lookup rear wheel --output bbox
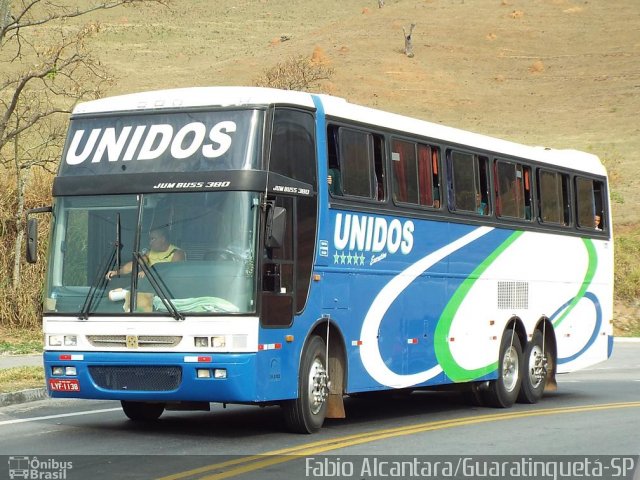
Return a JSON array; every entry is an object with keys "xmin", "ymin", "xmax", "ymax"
[
  {"xmin": 517, "ymin": 330, "xmax": 547, "ymax": 404},
  {"xmin": 282, "ymin": 335, "xmax": 328, "ymax": 433},
  {"xmin": 121, "ymin": 401, "xmax": 165, "ymax": 422},
  {"xmin": 484, "ymin": 330, "xmax": 523, "ymax": 408}
]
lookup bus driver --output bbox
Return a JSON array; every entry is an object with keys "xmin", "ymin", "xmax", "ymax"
[{"xmin": 106, "ymin": 225, "xmax": 185, "ymax": 280}]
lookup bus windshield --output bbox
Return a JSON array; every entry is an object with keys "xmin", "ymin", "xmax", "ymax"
[{"xmin": 44, "ymin": 191, "xmax": 259, "ymax": 317}]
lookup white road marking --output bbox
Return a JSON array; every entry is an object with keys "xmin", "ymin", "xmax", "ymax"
[{"xmin": 0, "ymin": 407, "xmax": 121, "ymax": 426}]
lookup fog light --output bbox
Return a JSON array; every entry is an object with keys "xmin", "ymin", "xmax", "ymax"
[
  {"xmin": 196, "ymin": 369, "xmax": 211, "ymax": 379},
  {"xmin": 65, "ymin": 366, "xmax": 77, "ymax": 376},
  {"xmin": 194, "ymin": 337, "xmax": 209, "ymax": 348},
  {"xmin": 52, "ymin": 366, "xmax": 64, "ymax": 376},
  {"xmin": 211, "ymin": 336, "xmax": 226, "ymax": 348},
  {"xmin": 213, "ymin": 368, "xmax": 227, "ymax": 379}
]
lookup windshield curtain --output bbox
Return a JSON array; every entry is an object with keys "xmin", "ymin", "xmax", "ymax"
[{"xmin": 45, "ymin": 192, "xmax": 259, "ymax": 316}]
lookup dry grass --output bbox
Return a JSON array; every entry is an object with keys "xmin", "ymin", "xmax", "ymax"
[
  {"xmin": 0, "ymin": 366, "xmax": 45, "ymax": 393},
  {"xmin": 0, "ymin": 168, "xmax": 52, "ymax": 329}
]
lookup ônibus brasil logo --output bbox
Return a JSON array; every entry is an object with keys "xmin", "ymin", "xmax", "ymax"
[{"xmin": 8, "ymin": 456, "xmax": 73, "ymax": 479}]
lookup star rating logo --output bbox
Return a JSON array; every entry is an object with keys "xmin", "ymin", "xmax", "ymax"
[{"xmin": 333, "ymin": 251, "xmax": 366, "ymax": 266}]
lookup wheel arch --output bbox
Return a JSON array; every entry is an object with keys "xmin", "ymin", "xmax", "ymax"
[
  {"xmin": 505, "ymin": 315, "xmax": 527, "ymax": 351},
  {"xmin": 535, "ymin": 316, "xmax": 558, "ymax": 391}
]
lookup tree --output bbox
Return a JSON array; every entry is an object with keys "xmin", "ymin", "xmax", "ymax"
[
  {"xmin": 0, "ymin": 1, "xmax": 167, "ymax": 294},
  {"xmin": 254, "ymin": 54, "xmax": 334, "ymax": 92},
  {"xmin": 402, "ymin": 23, "xmax": 416, "ymax": 58}
]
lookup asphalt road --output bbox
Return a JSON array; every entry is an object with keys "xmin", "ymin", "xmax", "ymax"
[{"xmin": 0, "ymin": 341, "xmax": 638, "ymax": 480}]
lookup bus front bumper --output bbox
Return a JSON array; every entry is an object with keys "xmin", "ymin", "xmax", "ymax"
[{"xmin": 43, "ymin": 351, "xmax": 259, "ymax": 403}]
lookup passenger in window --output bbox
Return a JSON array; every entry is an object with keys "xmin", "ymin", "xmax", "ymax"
[
  {"xmin": 328, "ymin": 167, "xmax": 343, "ymax": 196},
  {"xmin": 106, "ymin": 225, "xmax": 185, "ymax": 280},
  {"xmin": 433, "ymin": 186, "xmax": 441, "ymax": 208},
  {"xmin": 594, "ymin": 214, "xmax": 603, "ymax": 231},
  {"xmin": 476, "ymin": 192, "xmax": 488, "ymax": 215}
]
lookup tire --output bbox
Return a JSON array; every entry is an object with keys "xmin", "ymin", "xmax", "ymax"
[
  {"xmin": 517, "ymin": 330, "xmax": 547, "ymax": 404},
  {"xmin": 282, "ymin": 335, "xmax": 328, "ymax": 433},
  {"xmin": 121, "ymin": 400, "xmax": 165, "ymax": 422},
  {"xmin": 483, "ymin": 330, "xmax": 523, "ymax": 408}
]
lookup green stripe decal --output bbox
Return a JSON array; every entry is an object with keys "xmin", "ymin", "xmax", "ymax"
[
  {"xmin": 434, "ymin": 234, "xmax": 598, "ymax": 383},
  {"xmin": 552, "ymin": 238, "xmax": 598, "ymax": 328},
  {"xmin": 434, "ymin": 231, "xmax": 523, "ymax": 382}
]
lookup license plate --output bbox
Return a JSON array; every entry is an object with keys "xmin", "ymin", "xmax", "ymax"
[{"xmin": 48, "ymin": 379, "xmax": 80, "ymax": 392}]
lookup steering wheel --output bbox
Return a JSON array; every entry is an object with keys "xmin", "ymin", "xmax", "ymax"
[{"xmin": 204, "ymin": 249, "xmax": 243, "ymax": 262}]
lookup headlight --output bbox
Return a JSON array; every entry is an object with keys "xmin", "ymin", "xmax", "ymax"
[
  {"xmin": 49, "ymin": 335, "xmax": 77, "ymax": 347},
  {"xmin": 211, "ymin": 336, "xmax": 226, "ymax": 348},
  {"xmin": 194, "ymin": 337, "xmax": 209, "ymax": 348}
]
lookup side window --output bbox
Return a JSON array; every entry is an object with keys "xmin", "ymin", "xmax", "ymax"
[
  {"xmin": 392, "ymin": 139, "xmax": 440, "ymax": 208},
  {"xmin": 327, "ymin": 125, "xmax": 385, "ymax": 201},
  {"xmin": 269, "ymin": 109, "xmax": 318, "ymax": 314},
  {"xmin": 495, "ymin": 160, "xmax": 532, "ymax": 220},
  {"xmin": 448, "ymin": 150, "xmax": 490, "ymax": 215},
  {"xmin": 538, "ymin": 169, "xmax": 570, "ymax": 225},
  {"xmin": 576, "ymin": 176, "xmax": 606, "ymax": 231},
  {"xmin": 269, "ymin": 109, "xmax": 317, "ymax": 187},
  {"xmin": 262, "ymin": 196, "xmax": 294, "ymax": 327}
]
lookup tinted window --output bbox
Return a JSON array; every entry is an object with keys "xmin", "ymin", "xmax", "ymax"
[
  {"xmin": 449, "ymin": 150, "xmax": 490, "ymax": 215},
  {"xmin": 495, "ymin": 160, "xmax": 532, "ymax": 220},
  {"xmin": 538, "ymin": 170, "xmax": 570, "ymax": 225},
  {"xmin": 392, "ymin": 140, "xmax": 440, "ymax": 207},
  {"xmin": 269, "ymin": 109, "xmax": 317, "ymax": 187},
  {"xmin": 327, "ymin": 125, "xmax": 385, "ymax": 201},
  {"xmin": 576, "ymin": 176, "xmax": 606, "ymax": 231}
]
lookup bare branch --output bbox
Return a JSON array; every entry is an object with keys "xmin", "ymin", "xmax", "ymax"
[
  {"xmin": 1, "ymin": 0, "xmax": 168, "ymax": 42},
  {"xmin": 254, "ymin": 54, "xmax": 334, "ymax": 91},
  {"xmin": 0, "ymin": 0, "xmax": 168, "ymax": 294}
]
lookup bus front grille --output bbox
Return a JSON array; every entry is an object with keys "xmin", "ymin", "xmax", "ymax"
[
  {"xmin": 88, "ymin": 366, "xmax": 182, "ymax": 391},
  {"xmin": 86, "ymin": 335, "xmax": 182, "ymax": 348}
]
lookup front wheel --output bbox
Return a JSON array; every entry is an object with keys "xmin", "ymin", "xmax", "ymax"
[
  {"xmin": 483, "ymin": 330, "xmax": 523, "ymax": 408},
  {"xmin": 517, "ymin": 330, "xmax": 547, "ymax": 404},
  {"xmin": 282, "ymin": 335, "xmax": 329, "ymax": 433},
  {"xmin": 121, "ymin": 401, "xmax": 165, "ymax": 422}
]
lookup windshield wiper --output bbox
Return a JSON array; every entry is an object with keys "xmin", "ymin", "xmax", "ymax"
[
  {"xmin": 79, "ymin": 214, "xmax": 122, "ymax": 320},
  {"xmin": 79, "ymin": 246, "xmax": 116, "ymax": 320},
  {"xmin": 133, "ymin": 252, "xmax": 184, "ymax": 321}
]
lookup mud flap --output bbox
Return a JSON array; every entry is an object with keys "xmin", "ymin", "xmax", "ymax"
[{"xmin": 326, "ymin": 393, "xmax": 346, "ymax": 418}]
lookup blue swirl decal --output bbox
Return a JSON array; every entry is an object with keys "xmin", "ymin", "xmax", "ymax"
[{"xmin": 552, "ymin": 292, "xmax": 602, "ymax": 364}]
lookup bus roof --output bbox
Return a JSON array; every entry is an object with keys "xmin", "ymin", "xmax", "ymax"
[{"xmin": 72, "ymin": 86, "xmax": 606, "ymax": 177}]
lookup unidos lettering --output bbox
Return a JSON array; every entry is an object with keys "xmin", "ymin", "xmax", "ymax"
[{"xmin": 64, "ymin": 120, "xmax": 237, "ymax": 165}]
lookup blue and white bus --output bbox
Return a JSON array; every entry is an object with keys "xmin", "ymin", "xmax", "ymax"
[{"xmin": 28, "ymin": 87, "xmax": 613, "ymax": 433}]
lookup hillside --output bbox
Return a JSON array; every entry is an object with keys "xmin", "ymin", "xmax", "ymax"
[
  {"xmin": 90, "ymin": 0, "xmax": 640, "ymax": 224},
  {"xmin": 4, "ymin": 0, "xmax": 634, "ymax": 334}
]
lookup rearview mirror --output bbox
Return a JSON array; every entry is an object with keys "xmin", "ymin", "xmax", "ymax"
[
  {"xmin": 26, "ymin": 218, "xmax": 38, "ymax": 264},
  {"xmin": 265, "ymin": 206, "xmax": 286, "ymax": 249},
  {"xmin": 25, "ymin": 206, "xmax": 52, "ymax": 264}
]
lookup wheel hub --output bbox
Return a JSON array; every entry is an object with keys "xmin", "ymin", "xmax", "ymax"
[
  {"xmin": 528, "ymin": 345, "xmax": 547, "ymax": 388},
  {"xmin": 502, "ymin": 345, "xmax": 520, "ymax": 392},
  {"xmin": 308, "ymin": 358, "xmax": 329, "ymax": 414}
]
